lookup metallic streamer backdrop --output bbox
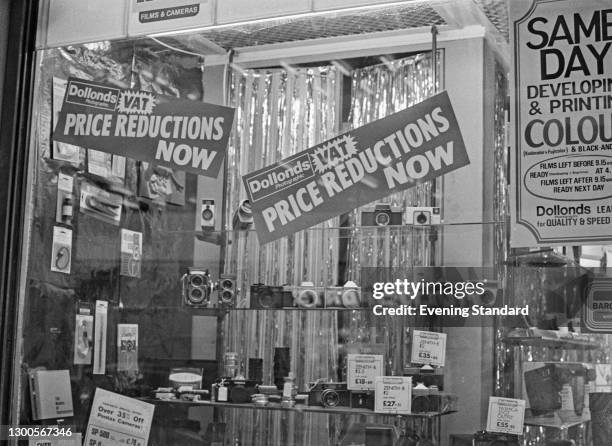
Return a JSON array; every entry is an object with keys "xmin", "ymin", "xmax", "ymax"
[
  {"xmin": 342, "ymin": 52, "xmax": 441, "ymax": 379},
  {"xmin": 221, "ymin": 65, "xmax": 342, "ymax": 446}
]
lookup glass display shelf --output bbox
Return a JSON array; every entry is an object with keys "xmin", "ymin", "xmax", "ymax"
[
  {"xmin": 140, "ymin": 397, "xmax": 457, "ymax": 418},
  {"xmin": 524, "ymin": 411, "xmax": 590, "ymax": 430},
  {"xmin": 502, "ymin": 329, "xmax": 601, "ymax": 350}
]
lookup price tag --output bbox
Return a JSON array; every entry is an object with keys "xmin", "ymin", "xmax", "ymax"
[
  {"xmin": 347, "ymin": 354, "xmax": 383, "ymax": 391},
  {"xmin": 486, "ymin": 397, "xmax": 525, "ymax": 436},
  {"xmin": 374, "ymin": 376, "xmax": 412, "ymax": 415},
  {"xmin": 411, "ymin": 330, "xmax": 446, "ymax": 367}
]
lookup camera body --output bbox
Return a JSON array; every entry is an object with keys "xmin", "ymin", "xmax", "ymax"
[
  {"xmin": 218, "ymin": 274, "xmax": 237, "ymax": 307},
  {"xmin": 250, "ymin": 284, "xmax": 293, "ymax": 309},
  {"xmin": 182, "ymin": 268, "xmax": 213, "ymax": 308},
  {"xmin": 292, "ymin": 282, "xmax": 325, "ymax": 309},
  {"xmin": 361, "ymin": 203, "xmax": 403, "ymax": 226},
  {"xmin": 308, "ymin": 381, "xmax": 350, "ymax": 408},
  {"xmin": 324, "ymin": 281, "xmax": 362, "ymax": 309},
  {"xmin": 406, "ymin": 206, "xmax": 441, "ymax": 225},
  {"xmin": 473, "ymin": 431, "xmax": 520, "ymax": 446}
]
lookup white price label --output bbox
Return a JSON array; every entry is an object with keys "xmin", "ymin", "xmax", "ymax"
[
  {"xmin": 347, "ymin": 354, "xmax": 383, "ymax": 391},
  {"xmin": 374, "ymin": 376, "xmax": 411, "ymax": 415},
  {"xmin": 411, "ymin": 330, "xmax": 446, "ymax": 367},
  {"xmin": 486, "ymin": 396, "xmax": 525, "ymax": 436}
]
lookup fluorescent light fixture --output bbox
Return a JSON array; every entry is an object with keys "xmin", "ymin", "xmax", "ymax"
[{"xmin": 149, "ymin": 0, "xmax": 430, "ymax": 38}]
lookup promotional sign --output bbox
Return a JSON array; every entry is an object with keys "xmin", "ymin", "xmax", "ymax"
[
  {"xmin": 347, "ymin": 354, "xmax": 384, "ymax": 391},
  {"xmin": 53, "ymin": 78, "xmax": 235, "ymax": 177},
  {"xmin": 243, "ymin": 91, "xmax": 469, "ymax": 244},
  {"xmin": 510, "ymin": 0, "xmax": 612, "ymax": 246},
  {"xmin": 374, "ymin": 376, "xmax": 412, "ymax": 415},
  {"xmin": 84, "ymin": 388, "xmax": 154, "ymax": 446},
  {"xmin": 410, "ymin": 330, "xmax": 447, "ymax": 367},
  {"xmin": 486, "ymin": 397, "xmax": 526, "ymax": 436},
  {"xmin": 129, "ymin": 0, "xmax": 213, "ymax": 36}
]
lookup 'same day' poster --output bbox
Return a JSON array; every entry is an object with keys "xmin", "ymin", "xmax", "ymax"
[{"xmin": 511, "ymin": 0, "xmax": 612, "ymax": 246}]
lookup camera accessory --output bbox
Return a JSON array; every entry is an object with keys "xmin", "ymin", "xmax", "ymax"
[
  {"xmin": 468, "ymin": 280, "xmax": 500, "ymax": 307},
  {"xmin": 200, "ymin": 199, "xmax": 215, "ymax": 230},
  {"xmin": 350, "ymin": 391, "xmax": 375, "ymax": 410},
  {"xmin": 292, "ymin": 282, "xmax": 324, "ymax": 309},
  {"xmin": 250, "ymin": 284, "xmax": 293, "ymax": 309},
  {"xmin": 473, "ymin": 431, "xmax": 520, "ymax": 446},
  {"xmin": 308, "ymin": 381, "xmax": 350, "ymax": 408},
  {"xmin": 361, "ymin": 203, "xmax": 403, "ymax": 226},
  {"xmin": 324, "ymin": 281, "xmax": 362, "ymax": 308},
  {"xmin": 218, "ymin": 274, "xmax": 237, "ymax": 307},
  {"xmin": 182, "ymin": 268, "xmax": 213, "ymax": 308},
  {"xmin": 406, "ymin": 206, "xmax": 441, "ymax": 225},
  {"xmin": 233, "ymin": 199, "xmax": 254, "ymax": 230}
]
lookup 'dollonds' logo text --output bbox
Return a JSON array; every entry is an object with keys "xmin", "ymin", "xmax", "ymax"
[
  {"xmin": 65, "ymin": 80, "xmax": 120, "ymax": 111},
  {"xmin": 247, "ymin": 153, "xmax": 314, "ymax": 202}
]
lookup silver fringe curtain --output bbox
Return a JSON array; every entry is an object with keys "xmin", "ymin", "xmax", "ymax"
[
  {"xmin": 221, "ymin": 65, "xmax": 342, "ymax": 446},
  {"xmin": 342, "ymin": 53, "xmax": 440, "ymax": 383}
]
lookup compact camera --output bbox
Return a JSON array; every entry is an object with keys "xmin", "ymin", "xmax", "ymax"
[
  {"xmin": 406, "ymin": 207, "xmax": 441, "ymax": 225},
  {"xmin": 292, "ymin": 282, "xmax": 324, "ymax": 309},
  {"xmin": 324, "ymin": 281, "xmax": 362, "ymax": 309},
  {"xmin": 201, "ymin": 199, "xmax": 216, "ymax": 230},
  {"xmin": 473, "ymin": 431, "xmax": 520, "ymax": 446},
  {"xmin": 182, "ymin": 268, "xmax": 213, "ymax": 307},
  {"xmin": 218, "ymin": 274, "xmax": 237, "ymax": 307},
  {"xmin": 361, "ymin": 203, "xmax": 403, "ymax": 226},
  {"xmin": 250, "ymin": 284, "xmax": 293, "ymax": 309},
  {"xmin": 308, "ymin": 381, "xmax": 350, "ymax": 408}
]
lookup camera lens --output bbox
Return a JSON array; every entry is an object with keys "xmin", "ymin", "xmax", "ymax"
[
  {"xmin": 221, "ymin": 290, "xmax": 234, "ymax": 302},
  {"xmin": 258, "ymin": 291, "xmax": 274, "ymax": 308},
  {"xmin": 374, "ymin": 212, "xmax": 390, "ymax": 226},
  {"xmin": 189, "ymin": 288, "xmax": 204, "ymax": 303},
  {"xmin": 297, "ymin": 290, "xmax": 318, "ymax": 308},
  {"xmin": 202, "ymin": 207, "xmax": 213, "ymax": 221},
  {"xmin": 416, "ymin": 212, "xmax": 428, "ymax": 224},
  {"xmin": 321, "ymin": 389, "xmax": 340, "ymax": 407},
  {"xmin": 222, "ymin": 279, "xmax": 233, "ymax": 289},
  {"xmin": 190, "ymin": 274, "xmax": 204, "ymax": 287}
]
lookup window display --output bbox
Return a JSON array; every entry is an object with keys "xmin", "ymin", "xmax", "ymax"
[{"xmin": 2, "ymin": 1, "xmax": 612, "ymax": 446}]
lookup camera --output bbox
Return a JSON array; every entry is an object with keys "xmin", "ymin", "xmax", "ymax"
[
  {"xmin": 233, "ymin": 199, "xmax": 254, "ymax": 230},
  {"xmin": 411, "ymin": 389, "xmax": 458, "ymax": 413},
  {"xmin": 218, "ymin": 274, "xmax": 237, "ymax": 307},
  {"xmin": 406, "ymin": 206, "xmax": 441, "ymax": 225},
  {"xmin": 182, "ymin": 268, "xmax": 213, "ymax": 307},
  {"xmin": 308, "ymin": 381, "xmax": 350, "ymax": 408},
  {"xmin": 324, "ymin": 281, "xmax": 362, "ymax": 309},
  {"xmin": 201, "ymin": 199, "xmax": 216, "ymax": 230},
  {"xmin": 292, "ymin": 282, "xmax": 324, "ymax": 309},
  {"xmin": 250, "ymin": 284, "xmax": 293, "ymax": 309},
  {"xmin": 361, "ymin": 203, "xmax": 403, "ymax": 226},
  {"xmin": 473, "ymin": 431, "xmax": 519, "ymax": 446}
]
